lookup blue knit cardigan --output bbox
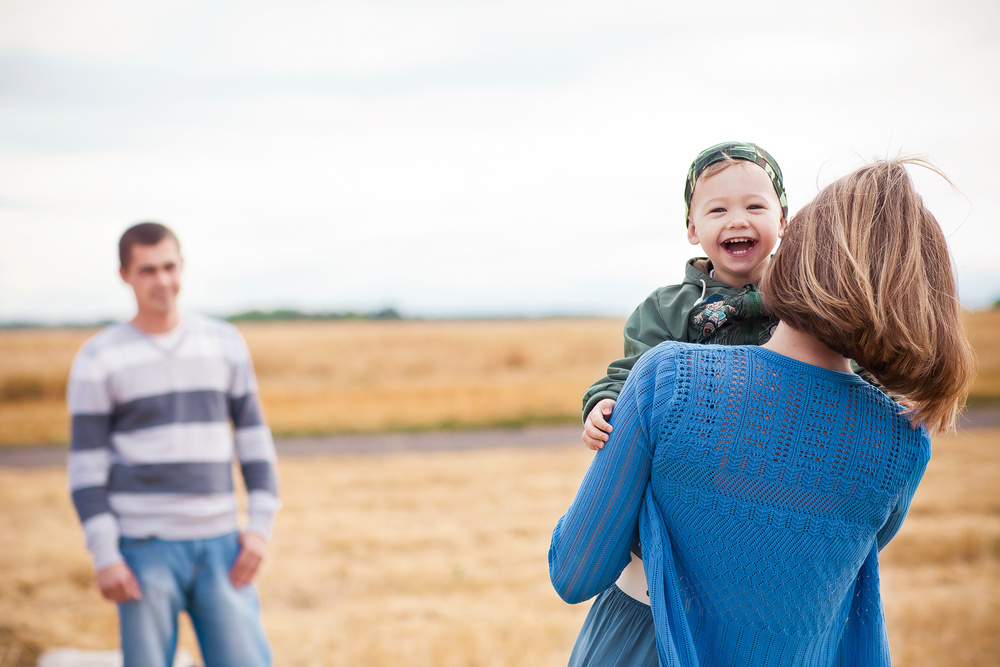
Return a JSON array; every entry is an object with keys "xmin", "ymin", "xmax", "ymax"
[{"xmin": 550, "ymin": 342, "xmax": 929, "ymax": 666}]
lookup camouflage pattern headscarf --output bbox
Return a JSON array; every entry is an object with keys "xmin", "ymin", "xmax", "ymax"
[{"xmin": 684, "ymin": 141, "xmax": 788, "ymax": 225}]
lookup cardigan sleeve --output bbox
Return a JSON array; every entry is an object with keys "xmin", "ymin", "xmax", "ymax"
[
  {"xmin": 876, "ymin": 432, "xmax": 931, "ymax": 551},
  {"xmin": 551, "ymin": 344, "xmax": 675, "ymax": 604}
]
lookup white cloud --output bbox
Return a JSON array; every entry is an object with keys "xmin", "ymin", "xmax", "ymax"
[
  {"xmin": 0, "ymin": 0, "xmax": 200, "ymax": 58},
  {"xmin": 1, "ymin": 0, "xmax": 998, "ymax": 321}
]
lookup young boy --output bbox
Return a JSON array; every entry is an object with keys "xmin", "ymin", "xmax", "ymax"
[
  {"xmin": 567, "ymin": 142, "xmax": 788, "ymax": 667},
  {"xmin": 582, "ymin": 141, "xmax": 788, "ymax": 449}
]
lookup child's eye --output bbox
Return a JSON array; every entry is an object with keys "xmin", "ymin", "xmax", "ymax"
[{"xmin": 710, "ymin": 207, "xmax": 726, "ymax": 214}]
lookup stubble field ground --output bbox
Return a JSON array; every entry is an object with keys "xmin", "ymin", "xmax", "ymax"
[
  {"xmin": 0, "ymin": 314, "xmax": 998, "ymax": 665},
  {"xmin": 1, "ymin": 310, "xmax": 996, "ymax": 447},
  {"xmin": 0, "ymin": 318, "xmax": 627, "ymax": 446},
  {"xmin": 0, "ymin": 428, "xmax": 997, "ymax": 666}
]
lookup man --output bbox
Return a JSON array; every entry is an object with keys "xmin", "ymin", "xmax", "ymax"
[{"xmin": 67, "ymin": 222, "xmax": 279, "ymax": 667}]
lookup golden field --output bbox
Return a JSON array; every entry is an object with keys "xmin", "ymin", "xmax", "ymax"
[
  {"xmin": 0, "ymin": 314, "xmax": 997, "ymax": 665},
  {"xmin": 0, "ymin": 427, "xmax": 997, "ymax": 666},
  {"xmin": 1, "ymin": 311, "xmax": 999, "ymax": 446},
  {"xmin": 0, "ymin": 318, "xmax": 623, "ymax": 446}
]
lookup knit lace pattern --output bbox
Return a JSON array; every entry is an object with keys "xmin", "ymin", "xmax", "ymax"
[{"xmin": 550, "ymin": 342, "xmax": 929, "ymax": 666}]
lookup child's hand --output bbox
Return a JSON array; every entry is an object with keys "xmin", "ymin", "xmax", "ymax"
[{"xmin": 582, "ymin": 399, "xmax": 616, "ymax": 450}]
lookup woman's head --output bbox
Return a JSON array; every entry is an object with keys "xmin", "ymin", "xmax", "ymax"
[{"xmin": 760, "ymin": 159, "xmax": 975, "ymax": 433}]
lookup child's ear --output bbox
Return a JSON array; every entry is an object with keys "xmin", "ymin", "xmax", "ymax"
[
  {"xmin": 686, "ymin": 220, "xmax": 700, "ymax": 246},
  {"xmin": 777, "ymin": 216, "xmax": 788, "ymax": 238}
]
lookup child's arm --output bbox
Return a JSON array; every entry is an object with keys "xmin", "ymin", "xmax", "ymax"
[
  {"xmin": 583, "ymin": 399, "xmax": 617, "ymax": 450},
  {"xmin": 582, "ymin": 290, "xmax": 680, "ymax": 449}
]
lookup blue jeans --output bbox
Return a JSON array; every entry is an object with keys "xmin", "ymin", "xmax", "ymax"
[{"xmin": 118, "ymin": 533, "xmax": 271, "ymax": 667}]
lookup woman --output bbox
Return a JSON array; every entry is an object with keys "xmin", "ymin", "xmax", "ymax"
[{"xmin": 549, "ymin": 159, "xmax": 975, "ymax": 666}]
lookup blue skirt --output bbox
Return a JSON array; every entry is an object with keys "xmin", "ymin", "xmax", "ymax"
[{"xmin": 567, "ymin": 585, "xmax": 657, "ymax": 667}]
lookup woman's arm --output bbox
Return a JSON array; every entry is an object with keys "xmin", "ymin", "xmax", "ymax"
[
  {"xmin": 550, "ymin": 348, "xmax": 667, "ymax": 603},
  {"xmin": 876, "ymin": 433, "xmax": 931, "ymax": 551}
]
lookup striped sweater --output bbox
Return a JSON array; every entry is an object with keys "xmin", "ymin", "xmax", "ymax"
[
  {"xmin": 67, "ymin": 313, "xmax": 280, "ymax": 571},
  {"xmin": 550, "ymin": 342, "xmax": 929, "ymax": 666}
]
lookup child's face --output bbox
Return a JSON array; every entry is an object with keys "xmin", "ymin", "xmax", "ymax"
[{"xmin": 686, "ymin": 161, "xmax": 787, "ymax": 287}]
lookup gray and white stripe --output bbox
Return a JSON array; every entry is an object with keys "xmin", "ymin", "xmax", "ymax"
[{"xmin": 67, "ymin": 313, "xmax": 280, "ymax": 570}]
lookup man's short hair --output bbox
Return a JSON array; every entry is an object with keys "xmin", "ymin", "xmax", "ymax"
[{"xmin": 119, "ymin": 222, "xmax": 179, "ymax": 269}]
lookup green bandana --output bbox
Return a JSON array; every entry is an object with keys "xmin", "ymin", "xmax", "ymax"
[{"xmin": 684, "ymin": 141, "xmax": 788, "ymax": 225}]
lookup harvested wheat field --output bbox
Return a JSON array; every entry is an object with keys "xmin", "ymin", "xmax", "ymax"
[
  {"xmin": 2, "ymin": 310, "xmax": 998, "ymax": 446},
  {"xmin": 1, "ymin": 314, "xmax": 998, "ymax": 665},
  {"xmin": 0, "ymin": 426, "xmax": 997, "ymax": 666},
  {"xmin": 0, "ymin": 318, "xmax": 624, "ymax": 446}
]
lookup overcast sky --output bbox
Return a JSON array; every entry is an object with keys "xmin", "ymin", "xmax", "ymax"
[{"xmin": 1, "ymin": 0, "xmax": 998, "ymax": 323}]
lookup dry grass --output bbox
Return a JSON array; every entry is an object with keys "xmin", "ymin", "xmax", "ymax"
[
  {"xmin": 0, "ymin": 319, "xmax": 623, "ymax": 446},
  {"xmin": 967, "ymin": 308, "xmax": 1000, "ymax": 403},
  {"xmin": 243, "ymin": 319, "xmax": 621, "ymax": 436},
  {"xmin": 879, "ymin": 426, "xmax": 1000, "ymax": 665},
  {"xmin": 0, "ymin": 427, "xmax": 997, "ymax": 666},
  {"xmin": 2, "ymin": 311, "xmax": 1000, "ymax": 446},
  {"xmin": 0, "ymin": 441, "xmax": 592, "ymax": 667},
  {"xmin": 0, "ymin": 327, "xmax": 86, "ymax": 446}
]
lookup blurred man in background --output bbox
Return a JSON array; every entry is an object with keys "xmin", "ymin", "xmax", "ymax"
[{"xmin": 66, "ymin": 222, "xmax": 280, "ymax": 667}]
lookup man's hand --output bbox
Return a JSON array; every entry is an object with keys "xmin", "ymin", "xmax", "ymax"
[
  {"xmin": 96, "ymin": 562, "xmax": 142, "ymax": 603},
  {"xmin": 229, "ymin": 532, "xmax": 267, "ymax": 588},
  {"xmin": 582, "ymin": 399, "xmax": 616, "ymax": 450}
]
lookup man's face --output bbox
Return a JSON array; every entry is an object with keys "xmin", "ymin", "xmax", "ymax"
[{"xmin": 119, "ymin": 238, "xmax": 183, "ymax": 318}]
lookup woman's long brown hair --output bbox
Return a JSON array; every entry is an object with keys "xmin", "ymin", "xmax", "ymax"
[{"xmin": 760, "ymin": 159, "xmax": 976, "ymax": 433}]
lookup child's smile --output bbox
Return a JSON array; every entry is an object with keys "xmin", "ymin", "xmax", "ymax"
[{"xmin": 723, "ymin": 237, "xmax": 757, "ymax": 256}]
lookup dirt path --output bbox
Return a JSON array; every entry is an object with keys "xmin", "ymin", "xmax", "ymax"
[
  {"xmin": 0, "ymin": 424, "xmax": 585, "ymax": 468},
  {"xmin": 3, "ymin": 407, "xmax": 998, "ymax": 469}
]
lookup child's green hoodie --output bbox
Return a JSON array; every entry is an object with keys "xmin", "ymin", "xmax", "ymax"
[{"xmin": 582, "ymin": 257, "xmax": 776, "ymax": 419}]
